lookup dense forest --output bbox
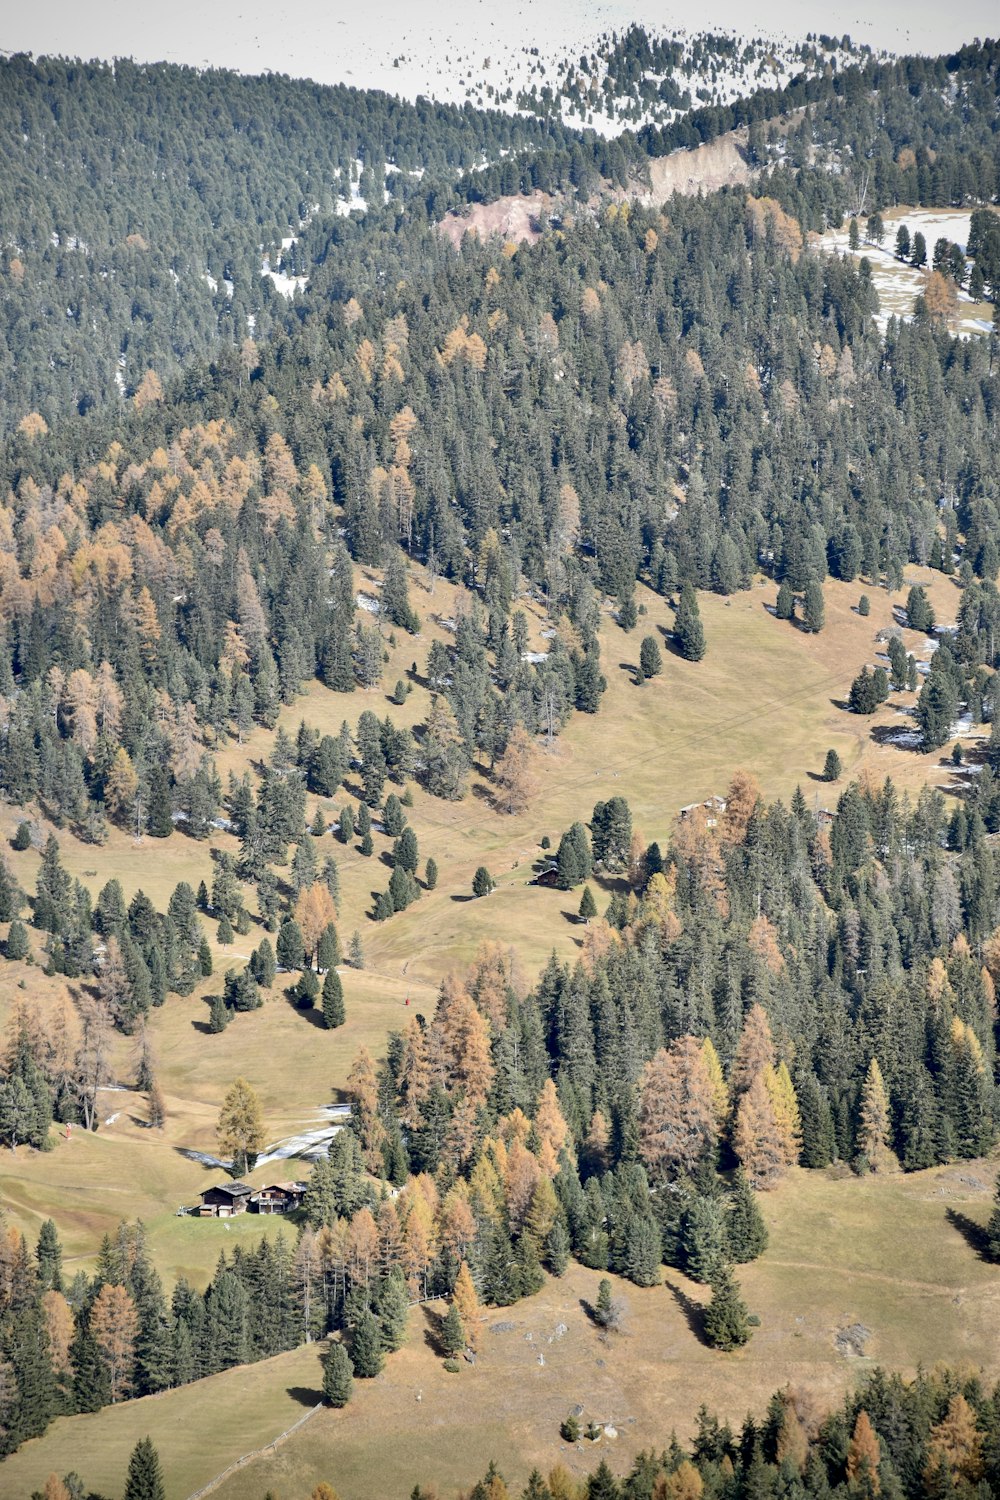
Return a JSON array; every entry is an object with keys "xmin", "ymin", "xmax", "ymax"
[
  {"xmin": 3, "ymin": 40, "xmax": 1000, "ymax": 435},
  {"xmin": 1, "ymin": 25, "xmax": 1000, "ymax": 1492},
  {"xmin": 0, "ymin": 53, "xmax": 607, "ymax": 429},
  {"xmin": 2, "ymin": 152, "xmax": 1000, "ymax": 846}
]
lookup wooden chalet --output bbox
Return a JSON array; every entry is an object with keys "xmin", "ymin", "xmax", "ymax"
[
  {"xmin": 531, "ymin": 863, "xmax": 560, "ymax": 888},
  {"xmin": 198, "ymin": 1182, "xmax": 253, "ymax": 1218},
  {"xmin": 250, "ymin": 1182, "xmax": 306, "ymax": 1215}
]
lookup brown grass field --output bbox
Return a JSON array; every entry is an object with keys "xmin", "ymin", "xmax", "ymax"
[
  {"xmin": 3, "ymin": 1161, "xmax": 999, "ymax": 1500},
  {"xmin": 0, "ymin": 560, "xmax": 984, "ymax": 1493},
  {"xmin": 0, "ymin": 561, "xmax": 972, "ymax": 1284}
]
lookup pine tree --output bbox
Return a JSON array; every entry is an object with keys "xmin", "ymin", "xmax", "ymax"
[
  {"xmin": 425, "ymin": 858, "xmax": 438, "ymax": 890},
  {"xmin": 702, "ymin": 1262, "xmax": 751, "ymax": 1351},
  {"xmin": 440, "ymin": 1302, "xmax": 465, "ymax": 1358},
  {"xmin": 323, "ymin": 1341, "xmax": 354, "ymax": 1407},
  {"xmin": 36, "ymin": 1220, "xmax": 63, "ymax": 1293},
  {"xmin": 123, "ymin": 1436, "xmax": 166, "ymax": 1500},
  {"xmin": 5, "ymin": 918, "xmax": 29, "ymax": 960},
  {"xmin": 986, "ymin": 1169, "xmax": 1000, "ymax": 1262},
  {"xmin": 375, "ymin": 1272, "xmax": 409, "ymax": 1352},
  {"xmin": 595, "ymin": 1277, "xmax": 614, "ymax": 1328},
  {"xmin": 823, "ymin": 748, "xmax": 842, "ymax": 782},
  {"xmin": 472, "ymin": 866, "xmax": 495, "ymax": 898},
  {"xmin": 578, "ymin": 886, "xmax": 597, "ymax": 922},
  {"xmin": 276, "ymin": 918, "xmax": 305, "ymax": 971},
  {"xmin": 350, "ymin": 1310, "xmax": 384, "ymax": 1377},
  {"xmin": 674, "ymin": 583, "xmax": 706, "ymax": 661},
  {"xmin": 802, "ymin": 578, "xmax": 825, "ymax": 632},
  {"xmin": 322, "ymin": 968, "xmax": 345, "ymax": 1029},
  {"xmin": 639, "ymin": 636, "xmax": 662, "ymax": 679},
  {"xmin": 727, "ymin": 1171, "xmax": 768, "ymax": 1263},
  {"xmin": 775, "ymin": 579, "xmax": 794, "ymax": 620},
  {"xmin": 546, "ymin": 1219, "xmax": 570, "ymax": 1277}
]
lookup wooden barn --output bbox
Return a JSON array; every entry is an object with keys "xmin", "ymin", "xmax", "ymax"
[
  {"xmin": 251, "ymin": 1182, "xmax": 306, "ymax": 1215},
  {"xmin": 531, "ymin": 864, "xmax": 560, "ymax": 888},
  {"xmin": 198, "ymin": 1182, "xmax": 253, "ymax": 1218}
]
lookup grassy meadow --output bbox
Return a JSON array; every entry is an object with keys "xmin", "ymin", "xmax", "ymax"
[
  {"xmin": 0, "ymin": 558, "xmax": 974, "ymax": 1288},
  {"xmin": 4, "ymin": 1160, "xmax": 999, "ymax": 1500},
  {"xmin": 0, "ymin": 557, "xmax": 985, "ymax": 1495}
]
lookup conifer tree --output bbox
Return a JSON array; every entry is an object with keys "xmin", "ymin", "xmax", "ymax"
[
  {"xmin": 217, "ymin": 1078, "xmax": 265, "ymax": 1176},
  {"xmin": 440, "ymin": 1302, "xmax": 465, "ymax": 1358},
  {"xmin": 595, "ymin": 1277, "xmax": 614, "ymax": 1328},
  {"xmin": 727, "ymin": 1172, "xmax": 769, "ymax": 1263},
  {"xmin": 846, "ymin": 1410, "xmax": 881, "ymax": 1488},
  {"xmin": 36, "ymin": 1220, "xmax": 63, "ymax": 1293},
  {"xmin": 375, "ymin": 1271, "xmax": 410, "ymax": 1352},
  {"xmin": 452, "ymin": 1261, "xmax": 483, "ymax": 1350},
  {"xmin": 123, "ymin": 1436, "xmax": 166, "ymax": 1500},
  {"xmin": 639, "ymin": 636, "xmax": 662, "ymax": 679},
  {"xmin": 578, "ymin": 886, "xmax": 597, "ymax": 922},
  {"xmin": 322, "ymin": 968, "xmax": 345, "ymax": 1029},
  {"xmin": 802, "ymin": 577, "xmax": 825, "ymax": 633},
  {"xmin": 5, "ymin": 918, "xmax": 29, "ymax": 960},
  {"xmin": 857, "ymin": 1058, "xmax": 894, "ymax": 1172},
  {"xmin": 350, "ymin": 1310, "xmax": 384, "ymax": 1378},
  {"xmin": 674, "ymin": 583, "xmax": 706, "ymax": 661},
  {"xmin": 322, "ymin": 1341, "xmax": 354, "ymax": 1407},
  {"xmin": 702, "ymin": 1262, "xmax": 751, "ymax": 1351}
]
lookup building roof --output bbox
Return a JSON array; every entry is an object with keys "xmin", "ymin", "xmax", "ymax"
[{"xmin": 201, "ymin": 1181, "xmax": 253, "ymax": 1199}]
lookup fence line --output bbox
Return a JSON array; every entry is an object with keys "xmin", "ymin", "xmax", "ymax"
[{"xmin": 186, "ymin": 1401, "xmax": 323, "ymax": 1500}]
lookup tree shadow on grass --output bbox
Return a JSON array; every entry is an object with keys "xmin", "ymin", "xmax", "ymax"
[
  {"xmin": 655, "ymin": 623, "xmax": 688, "ymax": 661},
  {"xmin": 946, "ymin": 1207, "xmax": 992, "ymax": 1260},
  {"xmin": 286, "ymin": 1385, "xmax": 322, "ymax": 1407},
  {"xmin": 421, "ymin": 1305, "xmax": 448, "ymax": 1356},
  {"xmin": 665, "ymin": 1280, "xmax": 709, "ymax": 1347}
]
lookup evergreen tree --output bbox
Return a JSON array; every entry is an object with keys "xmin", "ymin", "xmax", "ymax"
[
  {"xmin": 123, "ymin": 1436, "xmax": 166, "ymax": 1500},
  {"xmin": 674, "ymin": 583, "xmax": 706, "ymax": 661},
  {"xmin": 472, "ymin": 867, "xmax": 495, "ymax": 898},
  {"xmin": 823, "ymin": 749, "xmax": 842, "ymax": 783},
  {"xmin": 703, "ymin": 1262, "xmax": 751, "ymax": 1350},
  {"xmin": 36, "ymin": 1220, "xmax": 63, "ymax": 1293},
  {"xmin": 6, "ymin": 919, "xmax": 29, "ymax": 960},
  {"xmin": 440, "ymin": 1302, "xmax": 465, "ymax": 1358},
  {"xmin": 350, "ymin": 1311, "xmax": 385, "ymax": 1378},
  {"xmin": 638, "ymin": 636, "xmax": 662, "ymax": 679},
  {"xmin": 322, "ymin": 968, "xmax": 346, "ymax": 1029},
  {"xmin": 578, "ymin": 886, "xmax": 597, "ymax": 922},
  {"xmin": 803, "ymin": 578, "xmax": 825, "ymax": 633},
  {"xmin": 375, "ymin": 1272, "xmax": 409, "ymax": 1353},
  {"xmin": 775, "ymin": 579, "xmax": 794, "ymax": 620},
  {"xmin": 681, "ymin": 1194, "xmax": 727, "ymax": 1284},
  {"xmin": 727, "ymin": 1172, "xmax": 768, "ymax": 1263},
  {"xmin": 323, "ymin": 1341, "xmax": 354, "ymax": 1407},
  {"xmin": 276, "ymin": 918, "xmax": 305, "ymax": 971}
]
